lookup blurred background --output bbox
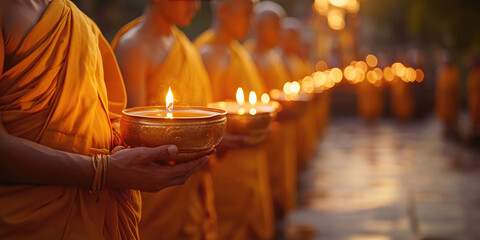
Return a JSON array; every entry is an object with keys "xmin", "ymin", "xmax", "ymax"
[{"xmin": 74, "ymin": 0, "xmax": 480, "ymax": 239}]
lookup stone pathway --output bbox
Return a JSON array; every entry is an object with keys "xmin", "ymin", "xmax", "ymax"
[{"xmin": 283, "ymin": 117, "xmax": 480, "ymax": 240}]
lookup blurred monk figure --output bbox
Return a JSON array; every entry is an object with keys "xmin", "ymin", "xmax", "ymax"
[
  {"xmin": 112, "ymin": 1, "xmax": 218, "ymax": 239},
  {"xmin": 467, "ymin": 57, "xmax": 480, "ymax": 143},
  {"xmin": 356, "ymin": 79, "xmax": 384, "ymax": 123},
  {"xmin": 195, "ymin": 0, "xmax": 275, "ymax": 239},
  {"xmin": 391, "ymin": 77, "xmax": 415, "ymax": 122},
  {"xmin": 247, "ymin": 1, "xmax": 297, "ymax": 220},
  {"xmin": 279, "ymin": 17, "xmax": 317, "ymax": 169},
  {"xmin": 436, "ymin": 58, "xmax": 460, "ymax": 139},
  {"xmin": 0, "ymin": 0, "xmax": 210, "ymax": 239}
]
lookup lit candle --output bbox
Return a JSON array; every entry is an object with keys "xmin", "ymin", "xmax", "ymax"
[{"xmin": 166, "ymin": 87, "xmax": 174, "ymax": 119}]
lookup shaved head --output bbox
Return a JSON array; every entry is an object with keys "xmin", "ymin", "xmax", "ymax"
[
  {"xmin": 254, "ymin": 1, "xmax": 286, "ymax": 19},
  {"xmin": 211, "ymin": 0, "xmax": 255, "ymax": 40}
]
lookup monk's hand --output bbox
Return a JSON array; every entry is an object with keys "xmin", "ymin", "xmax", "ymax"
[{"xmin": 107, "ymin": 145, "xmax": 210, "ymax": 192}]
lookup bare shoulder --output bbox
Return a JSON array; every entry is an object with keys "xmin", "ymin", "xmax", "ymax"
[
  {"xmin": 114, "ymin": 26, "xmax": 149, "ymax": 66},
  {"xmin": 198, "ymin": 44, "xmax": 231, "ymax": 71}
]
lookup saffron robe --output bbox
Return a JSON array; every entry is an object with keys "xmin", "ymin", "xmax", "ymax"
[
  {"xmin": 111, "ymin": 20, "xmax": 217, "ymax": 240},
  {"xmin": 0, "ymin": 0, "xmax": 140, "ymax": 239},
  {"xmin": 391, "ymin": 78, "xmax": 415, "ymax": 122},
  {"xmin": 247, "ymin": 47, "xmax": 298, "ymax": 218},
  {"xmin": 467, "ymin": 66, "xmax": 480, "ymax": 132},
  {"xmin": 436, "ymin": 65, "xmax": 460, "ymax": 126},
  {"xmin": 356, "ymin": 81, "xmax": 384, "ymax": 122},
  {"xmin": 195, "ymin": 30, "xmax": 274, "ymax": 240}
]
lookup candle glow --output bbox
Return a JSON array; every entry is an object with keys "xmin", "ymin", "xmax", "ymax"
[
  {"xmin": 166, "ymin": 87, "xmax": 174, "ymax": 119},
  {"xmin": 249, "ymin": 91, "xmax": 257, "ymax": 105}
]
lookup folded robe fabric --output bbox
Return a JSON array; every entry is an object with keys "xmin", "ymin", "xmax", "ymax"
[
  {"xmin": 0, "ymin": 0, "xmax": 140, "ymax": 239},
  {"xmin": 111, "ymin": 19, "xmax": 218, "ymax": 240}
]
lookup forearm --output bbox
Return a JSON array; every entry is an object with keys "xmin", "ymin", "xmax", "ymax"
[{"xmin": 0, "ymin": 133, "xmax": 94, "ymax": 187}]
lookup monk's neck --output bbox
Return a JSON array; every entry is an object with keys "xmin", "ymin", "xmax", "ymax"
[
  {"xmin": 141, "ymin": 9, "xmax": 172, "ymax": 36},
  {"xmin": 253, "ymin": 39, "xmax": 272, "ymax": 53}
]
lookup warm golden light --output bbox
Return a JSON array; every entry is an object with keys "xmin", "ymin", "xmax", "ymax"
[
  {"xmin": 345, "ymin": 0, "xmax": 359, "ymax": 14},
  {"xmin": 392, "ymin": 62, "xmax": 405, "ymax": 77},
  {"xmin": 166, "ymin": 87, "xmax": 174, "ymax": 112},
  {"xmin": 383, "ymin": 66, "xmax": 394, "ymax": 81},
  {"xmin": 329, "ymin": 0, "xmax": 348, "ymax": 7},
  {"xmin": 316, "ymin": 60, "xmax": 329, "ymax": 71},
  {"xmin": 330, "ymin": 67, "xmax": 343, "ymax": 83},
  {"xmin": 313, "ymin": 0, "xmax": 329, "ymax": 16},
  {"xmin": 261, "ymin": 93, "xmax": 270, "ymax": 104},
  {"xmin": 373, "ymin": 68, "xmax": 383, "ymax": 81},
  {"xmin": 249, "ymin": 108, "xmax": 257, "ymax": 115},
  {"xmin": 236, "ymin": 88, "xmax": 245, "ymax": 105},
  {"xmin": 238, "ymin": 107, "xmax": 246, "ymax": 115},
  {"xmin": 415, "ymin": 69, "xmax": 424, "ymax": 82},
  {"xmin": 344, "ymin": 65, "xmax": 356, "ymax": 81},
  {"xmin": 302, "ymin": 76, "xmax": 315, "ymax": 93},
  {"xmin": 283, "ymin": 82, "xmax": 292, "ymax": 95},
  {"xmin": 249, "ymin": 91, "xmax": 257, "ymax": 105},
  {"xmin": 366, "ymin": 54, "xmax": 378, "ymax": 68},
  {"xmin": 313, "ymin": 71, "xmax": 327, "ymax": 87},
  {"xmin": 355, "ymin": 61, "xmax": 368, "ymax": 73},
  {"xmin": 291, "ymin": 81, "xmax": 301, "ymax": 94},
  {"xmin": 327, "ymin": 8, "xmax": 345, "ymax": 31}
]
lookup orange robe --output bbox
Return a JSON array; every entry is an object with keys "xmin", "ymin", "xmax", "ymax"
[
  {"xmin": 195, "ymin": 30, "xmax": 274, "ymax": 240},
  {"xmin": 248, "ymin": 48, "xmax": 298, "ymax": 218},
  {"xmin": 112, "ymin": 20, "xmax": 217, "ymax": 240},
  {"xmin": 436, "ymin": 65, "xmax": 460, "ymax": 126},
  {"xmin": 391, "ymin": 78, "xmax": 415, "ymax": 121},
  {"xmin": 0, "ymin": 1, "xmax": 140, "ymax": 239},
  {"xmin": 282, "ymin": 53, "xmax": 316, "ymax": 169},
  {"xmin": 356, "ymin": 80, "xmax": 384, "ymax": 122},
  {"xmin": 467, "ymin": 66, "xmax": 480, "ymax": 132}
]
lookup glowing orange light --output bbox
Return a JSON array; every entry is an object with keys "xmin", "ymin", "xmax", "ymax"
[
  {"xmin": 330, "ymin": 67, "xmax": 343, "ymax": 83},
  {"xmin": 236, "ymin": 88, "xmax": 245, "ymax": 105},
  {"xmin": 415, "ymin": 69, "xmax": 424, "ymax": 82},
  {"xmin": 355, "ymin": 61, "xmax": 368, "ymax": 73},
  {"xmin": 383, "ymin": 67, "xmax": 394, "ymax": 81},
  {"xmin": 166, "ymin": 87, "xmax": 174, "ymax": 119},
  {"xmin": 261, "ymin": 93, "xmax": 270, "ymax": 104},
  {"xmin": 316, "ymin": 60, "xmax": 329, "ymax": 71},
  {"xmin": 249, "ymin": 91, "xmax": 257, "ymax": 105},
  {"xmin": 366, "ymin": 54, "xmax": 378, "ymax": 68},
  {"xmin": 329, "ymin": 0, "xmax": 348, "ymax": 7},
  {"xmin": 327, "ymin": 8, "xmax": 345, "ymax": 31},
  {"xmin": 313, "ymin": 0, "xmax": 329, "ymax": 16}
]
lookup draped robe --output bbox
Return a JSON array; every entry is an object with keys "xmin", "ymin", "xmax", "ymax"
[{"xmin": 0, "ymin": 0, "xmax": 141, "ymax": 239}]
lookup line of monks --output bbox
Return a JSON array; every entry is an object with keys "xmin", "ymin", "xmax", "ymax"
[{"xmin": 0, "ymin": 0, "xmax": 329, "ymax": 239}]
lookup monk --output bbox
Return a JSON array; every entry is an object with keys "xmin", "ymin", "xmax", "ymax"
[
  {"xmin": 0, "ymin": 0, "xmax": 211, "ymax": 239},
  {"xmin": 356, "ymin": 79, "xmax": 384, "ymax": 122},
  {"xmin": 246, "ymin": 1, "xmax": 297, "ymax": 220},
  {"xmin": 112, "ymin": 1, "xmax": 218, "ymax": 239},
  {"xmin": 391, "ymin": 76, "xmax": 415, "ymax": 122},
  {"xmin": 467, "ymin": 58, "xmax": 480, "ymax": 142},
  {"xmin": 279, "ymin": 17, "xmax": 317, "ymax": 169},
  {"xmin": 436, "ymin": 59, "xmax": 460, "ymax": 138},
  {"xmin": 195, "ymin": 0, "xmax": 275, "ymax": 239}
]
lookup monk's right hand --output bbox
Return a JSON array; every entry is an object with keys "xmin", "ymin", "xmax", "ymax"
[{"xmin": 107, "ymin": 145, "xmax": 209, "ymax": 192}]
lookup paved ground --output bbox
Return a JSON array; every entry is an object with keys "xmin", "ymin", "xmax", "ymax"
[{"xmin": 283, "ymin": 117, "xmax": 480, "ymax": 240}]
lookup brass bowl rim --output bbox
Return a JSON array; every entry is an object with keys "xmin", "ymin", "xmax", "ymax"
[
  {"xmin": 208, "ymin": 101, "xmax": 277, "ymax": 117},
  {"xmin": 122, "ymin": 106, "xmax": 227, "ymax": 121}
]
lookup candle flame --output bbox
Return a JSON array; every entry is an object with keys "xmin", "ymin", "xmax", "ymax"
[
  {"xmin": 249, "ymin": 91, "xmax": 257, "ymax": 105},
  {"xmin": 291, "ymin": 81, "xmax": 301, "ymax": 94},
  {"xmin": 249, "ymin": 108, "xmax": 257, "ymax": 115},
  {"xmin": 236, "ymin": 88, "xmax": 245, "ymax": 105},
  {"xmin": 261, "ymin": 93, "xmax": 270, "ymax": 104},
  {"xmin": 166, "ymin": 112, "xmax": 173, "ymax": 119},
  {"xmin": 166, "ymin": 87, "xmax": 174, "ymax": 112},
  {"xmin": 283, "ymin": 82, "xmax": 292, "ymax": 95}
]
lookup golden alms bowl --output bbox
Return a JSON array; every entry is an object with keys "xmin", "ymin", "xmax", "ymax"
[
  {"xmin": 270, "ymin": 91, "xmax": 312, "ymax": 120},
  {"xmin": 120, "ymin": 106, "xmax": 227, "ymax": 164},
  {"xmin": 208, "ymin": 102, "xmax": 277, "ymax": 145}
]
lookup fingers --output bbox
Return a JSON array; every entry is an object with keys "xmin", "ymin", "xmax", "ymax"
[
  {"xmin": 167, "ymin": 155, "xmax": 209, "ymax": 177},
  {"xmin": 142, "ymin": 145, "xmax": 178, "ymax": 162}
]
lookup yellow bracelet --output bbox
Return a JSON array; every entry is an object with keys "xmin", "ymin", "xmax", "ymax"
[{"xmin": 91, "ymin": 154, "xmax": 109, "ymax": 193}]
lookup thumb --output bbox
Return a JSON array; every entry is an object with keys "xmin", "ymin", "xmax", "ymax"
[{"xmin": 143, "ymin": 145, "xmax": 178, "ymax": 162}]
